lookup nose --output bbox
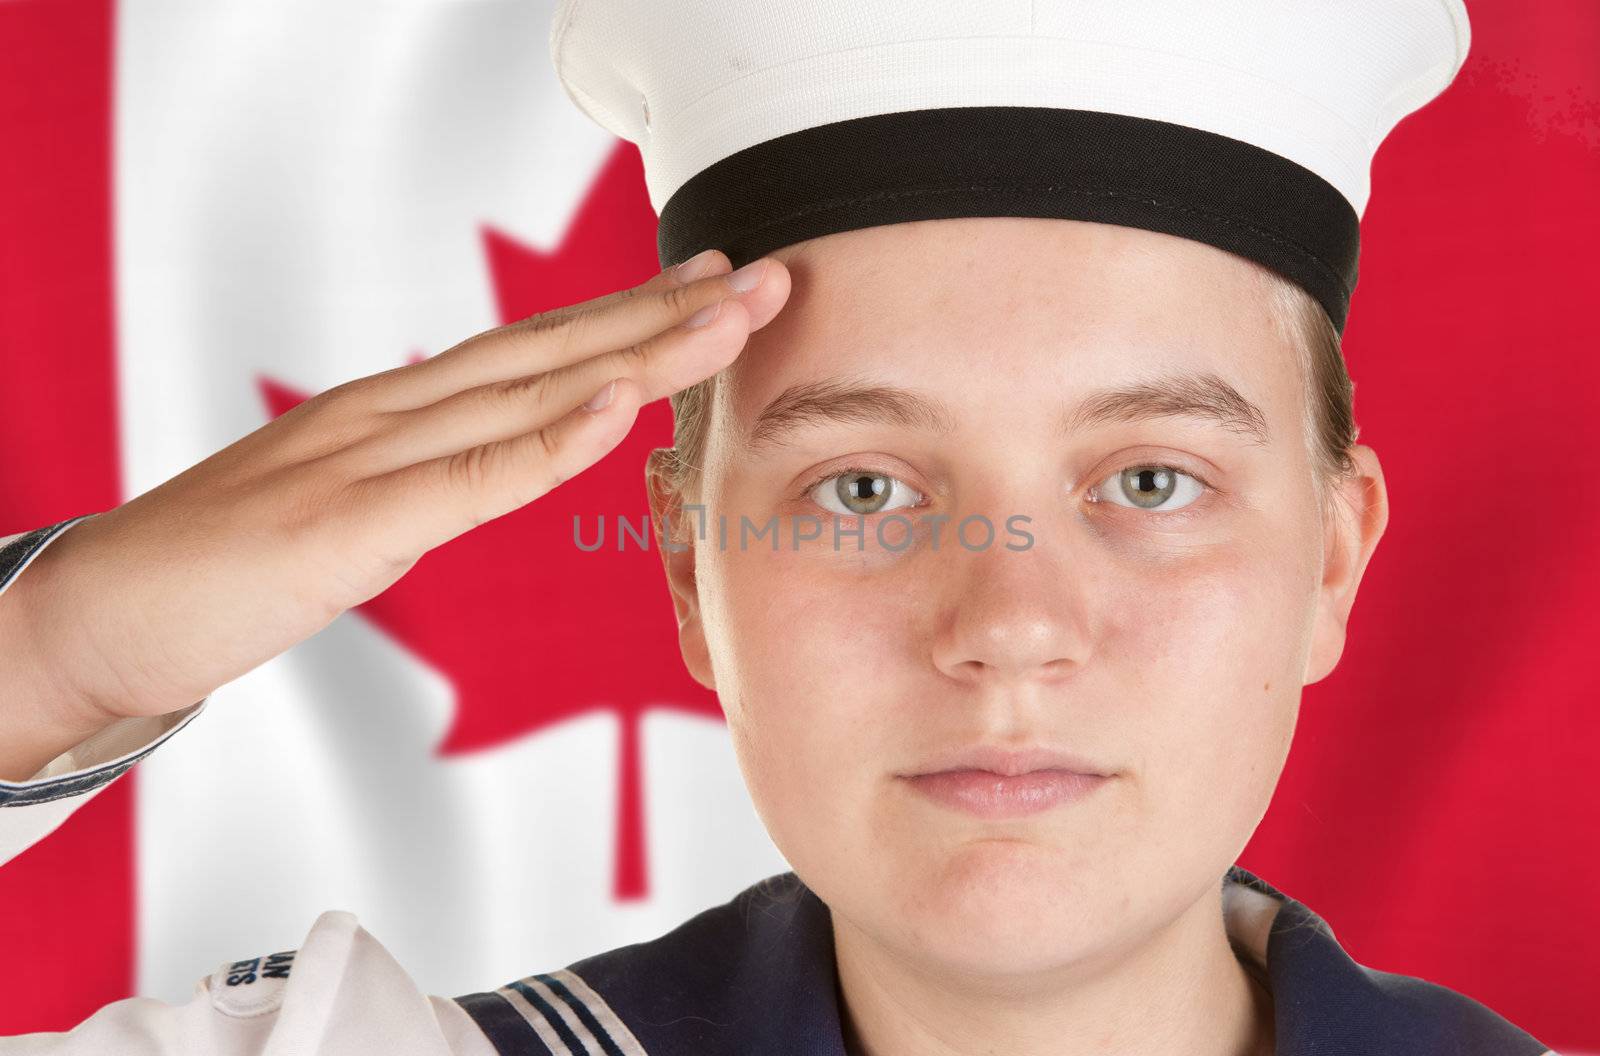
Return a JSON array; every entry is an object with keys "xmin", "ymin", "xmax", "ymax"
[{"xmin": 928, "ymin": 539, "xmax": 1088, "ymax": 687}]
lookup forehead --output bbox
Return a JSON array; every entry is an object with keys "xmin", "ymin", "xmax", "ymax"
[{"xmin": 718, "ymin": 216, "xmax": 1299, "ymax": 445}]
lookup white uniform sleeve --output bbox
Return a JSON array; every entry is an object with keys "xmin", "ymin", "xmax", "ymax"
[
  {"xmin": 0, "ymin": 910, "xmax": 498, "ymax": 1055},
  {"xmin": 0, "ymin": 518, "xmax": 500, "ymax": 1055},
  {"xmin": 0, "ymin": 702, "xmax": 205, "ymax": 866}
]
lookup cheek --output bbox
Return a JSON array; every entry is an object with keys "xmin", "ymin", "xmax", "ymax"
[
  {"xmin": 1106, "ymin": 539, "xmax": 1309, "ymax": 849},
  {"xmin": 701, "ymin": 547, "xmax": 908, "ymax": 838}
]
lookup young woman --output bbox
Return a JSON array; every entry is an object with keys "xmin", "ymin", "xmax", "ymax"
[
  {"xmin": 0, "ymin": 0, "xmax": 1560, "ymax": 1054},
  {"xmin": 0, "ymin": 222, "xmax": 1556, "ymax": 1056}
]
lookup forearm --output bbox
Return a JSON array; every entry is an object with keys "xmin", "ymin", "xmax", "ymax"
[
  {"xmin": 0, "ymin": 516, "xmax": 125, "ymax": 781},
  {"xmin": 0, "ymin": 651, "xmax": 120, "ymax": 783}
]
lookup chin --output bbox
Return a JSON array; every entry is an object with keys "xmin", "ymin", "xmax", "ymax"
[
  {"xmin": 884, "ymin": 839, "xmax": 1123, "ymax": 966},
  {"xmin": 897, "ymin": 892, "xmax": 1118, "ymax": 982}
]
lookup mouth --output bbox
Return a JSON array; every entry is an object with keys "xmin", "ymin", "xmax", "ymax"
[
  {"xmin": 895, "ymin": 743, "xmax": 1115, "ymax": 819},
  {"xmin": 899, "ymin": 767, "xmax": 1112, "ymax": 819},
  {"xmin": 899, "ymin": 744, "xmax": 1114, "ymax": 780}
]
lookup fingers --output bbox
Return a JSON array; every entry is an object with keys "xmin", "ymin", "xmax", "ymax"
[
  {"xmin": 328, "ymin": 295, "xmax": 753, "ymax": 479},
  {"xmin": 345, "ymin": 376, "xmax": 646, "ymax": 549},
  {"xmin": 368, "ymin": 251, "xmax": 788, "ymax": 413},
  {"xmin": 530, "ymin": 247, "xmax": 731, "ymax": 328}
]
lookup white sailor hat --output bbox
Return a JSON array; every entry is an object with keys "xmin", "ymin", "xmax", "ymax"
[{"xmin": 549, "ymin": 0, "xmax": 1471, "ymax": 333}]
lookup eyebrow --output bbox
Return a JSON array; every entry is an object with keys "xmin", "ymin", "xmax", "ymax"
[{"xmin": 743, "ymin": 369, "xmax": 1272, "ymax": 451}]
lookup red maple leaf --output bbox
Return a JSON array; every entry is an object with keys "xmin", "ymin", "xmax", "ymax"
[{"xmin": 256, "ymin": 142, "xmax": 720, "ymax": 902}]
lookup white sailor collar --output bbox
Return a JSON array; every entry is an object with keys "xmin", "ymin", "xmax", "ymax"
[{"xmin": 454, "ymin": 864, "xmax": 1551, "ymax": 1056}]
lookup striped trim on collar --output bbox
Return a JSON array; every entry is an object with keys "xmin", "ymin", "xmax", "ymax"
[
  {"xmin": 455, "ymin": 969, "xmax": 647, "ymax": 1056},
  {"xmin": 454, "ymin": 867, "xmax": 1557, "ymax": 1056}
]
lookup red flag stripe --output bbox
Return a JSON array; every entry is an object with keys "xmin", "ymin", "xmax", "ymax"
[{"xmin": 0, "ymin": 0, "xmax": 136, "ymax": 1034}]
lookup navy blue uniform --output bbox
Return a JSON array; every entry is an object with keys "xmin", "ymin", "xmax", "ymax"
[{"xmin": 454, "ymin": 866, "xmax": 1554, "ymax": 1056}]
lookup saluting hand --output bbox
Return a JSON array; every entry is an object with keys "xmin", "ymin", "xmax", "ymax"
[{"xmin": 0, "ymin": 251, "xmax": 789, "ymax": 780}]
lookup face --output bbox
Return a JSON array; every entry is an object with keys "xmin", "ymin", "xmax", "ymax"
[{"xmin": 652, "ymin": 216, "xmax": 1386, "ymax": 982}]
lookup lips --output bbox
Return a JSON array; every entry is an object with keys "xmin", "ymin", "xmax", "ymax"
[
  {"xmin": 896, "ymin": 743, "xmax": 1115, "ymax": 819},
  {"xmin": 900, "ymin": 743, "xmax": 1113, "ymax": 780},
  {"xmin": 901, "ymin": 768, "xmax": 1111, "ymax": 819}
]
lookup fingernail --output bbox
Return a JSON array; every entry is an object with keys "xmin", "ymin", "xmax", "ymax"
[
  {"xmin": 673, "ymin": 249, "xmax": 719, "ymax": 283},
  {"xmin": 726, "ymin": 258, "xmax": 768, "ymax": 292},
  {"xmin": 682, "ymin": 300, "xmax": 722, "ymax": 329},
  {"xmin": 584, "ymin": 380, "xmax": 617, "ymax": 412}
]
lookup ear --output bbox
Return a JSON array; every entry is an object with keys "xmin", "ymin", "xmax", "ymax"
[
  {"xmin": 1304, "ymin": 443, "xmax": 1389, "ymax": 685},
  {"xmin": 646, "ymin": 449, "xmax": 717, "ymax": 692}
]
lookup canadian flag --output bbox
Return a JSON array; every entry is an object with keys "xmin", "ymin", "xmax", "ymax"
[{"xmin": 0, "ymin": 0, "xmax": 1595, "ymax": 1050}]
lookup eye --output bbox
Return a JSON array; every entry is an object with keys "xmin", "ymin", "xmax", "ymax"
[
  {"xmin": 1089, "ymin": 463, "xmax": 1209, "ymax": 512},
  {"xmin": 809, "ymin": 467, "xmax": 924, "ymax": 517}
]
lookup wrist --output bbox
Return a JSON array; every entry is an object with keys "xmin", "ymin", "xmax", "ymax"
[{"xmin": 0, "ymin": 535, "xmax": 124, "ymax": 781}]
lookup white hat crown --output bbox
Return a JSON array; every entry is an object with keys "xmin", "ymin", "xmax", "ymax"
[
  {"xmin": 551, "ymin": 0, "xmax": 1472, "ymax": 331},
  {"xmin": 552, "ymin": 0, "xmax": 1468, "ymax": 217}
]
